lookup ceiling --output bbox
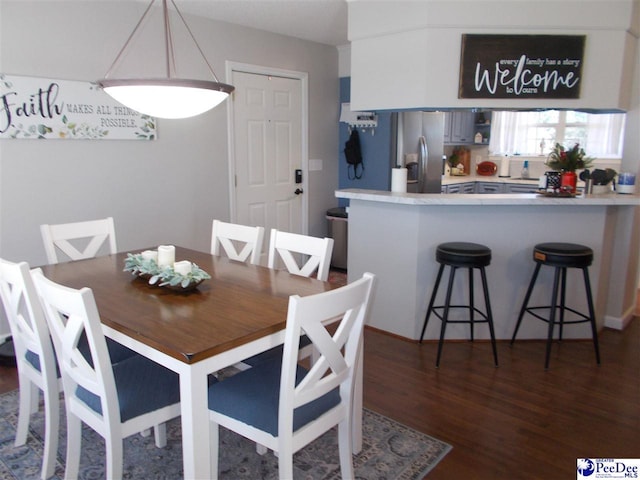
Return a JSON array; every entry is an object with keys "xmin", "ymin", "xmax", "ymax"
[{"xmin": 174, "ymin": 0, "xmax": 349, "ymax": 47}]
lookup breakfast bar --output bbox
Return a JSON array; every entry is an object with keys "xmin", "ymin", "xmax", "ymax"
[{"xmin": 336, "ymin": 189, "xmax": 640, "ymax": 341}]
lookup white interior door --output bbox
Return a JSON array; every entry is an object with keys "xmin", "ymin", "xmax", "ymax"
[{"xmin": 230, "ymin": 69, "xmax": 305, "ymax": 252}]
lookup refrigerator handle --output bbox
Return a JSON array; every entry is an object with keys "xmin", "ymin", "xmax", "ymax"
[{"xmin": 418, "ymin": 136, "xmax": 428, "ymax": 193}]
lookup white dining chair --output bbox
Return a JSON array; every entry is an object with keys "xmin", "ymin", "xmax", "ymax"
[
  {"xmin": 0, "ymin": 259, "xmax": 61, "ymax": 480},
  {"xmin": 211, "ymin": 219, "xmax": 265, "ymax": 265},
  {"xmin": 267, "ymin": 229, "xmax": 334, "ymax": 281},
  {"xmin": 240, "ymin": 229, "xmax": 334, "ymax": 371},
  {"xmin": 32, "ymin": 270, "xmax": 182, "ymax": 480},
  {"xmin": 40, "ymin": 217, "xmax": 117, "ymax": 264},
  {"xmin": 208, "ymin": 272, "xmax": 375, "ymax": 479}
]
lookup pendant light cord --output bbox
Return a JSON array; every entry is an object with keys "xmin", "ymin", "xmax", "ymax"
[
  {"xmin": 163, "ymin": 0, "xmax": 175, "ymax": 78},
  {"xmin": 103, "ymin": 0, "xmax": 156, "ymax": 79},
  {"xmin": 103, "ymin": 0, "xmax": 221, "ymax": 83},
  {"xmin": 169, "ymin": 0, "xmax": 221, "ymax": 82}
]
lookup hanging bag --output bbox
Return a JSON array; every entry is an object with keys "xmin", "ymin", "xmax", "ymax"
[{"xmin": 344, "ymin": 130, "xmax": 364, "ymax": 180}]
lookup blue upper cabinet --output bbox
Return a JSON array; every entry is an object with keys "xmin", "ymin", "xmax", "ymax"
[{"xmin": 444, "ymin": 112, "xmax": 475, "ymax": 145}]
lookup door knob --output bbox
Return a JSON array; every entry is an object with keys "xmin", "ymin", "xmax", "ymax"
[{"xmin": 294, "ymin": 188, "xmax": 303, "ymax": 195}]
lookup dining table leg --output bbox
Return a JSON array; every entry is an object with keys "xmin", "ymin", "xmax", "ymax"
[{"xmin": 179, "ymin": 362, "xmax": 212, "ymax": 480}]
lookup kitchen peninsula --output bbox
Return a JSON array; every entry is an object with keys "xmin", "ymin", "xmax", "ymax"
[{"xmin": 336, "ymin": 188, "xmax": 640, "ymax": 342}]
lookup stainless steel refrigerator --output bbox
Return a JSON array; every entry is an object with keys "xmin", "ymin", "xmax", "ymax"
[{"xmin": 390, "ymin": 111, "xmax": 444, "ymax": 193}]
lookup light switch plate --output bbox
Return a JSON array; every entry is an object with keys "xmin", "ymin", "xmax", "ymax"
[{"xmin": 309, "ymin": 159, "xmax": 323, "ymax": 171}]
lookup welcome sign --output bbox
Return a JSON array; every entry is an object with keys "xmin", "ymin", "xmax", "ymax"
[
  {"xmin": 458, "ymin": 34, "xmax": 585, "ymax": 99},
  {"xmin": 0, "ymin": 74, "xmax": 156, "ymax": 140}
]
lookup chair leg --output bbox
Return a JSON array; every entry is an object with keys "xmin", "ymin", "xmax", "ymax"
[
  {"xmin": 105, "ymin": 435, "xmax": 124, "ymax": 480},
  {"xmin": 480, "ymin": 267, "xmax": 499, "ymax": 367},
  {"xmin": 210, "ymin": 421, "xmax": 219, "ymax": 479},
  {"xmin": 419, "ymin": 263, "xmax": 445, "ymax": 343},
  {"xmin": 545, "ymin": 267, "xmax": 562, "ymax": 370},
  {"xmin": 582, "ymin": 267, "xmax": 601, "ymax": 365},
  {"xmin": 511, "ymin": 263, "xmax": 541, "ymax": 344},
  {"xmin": 558, "ymin": 268, "xmax": 567, "ymax": 341},
  {"xmin": 278, "ymin": 442, "xmax": 295, "ymax": 480},
  {"xmin": 41, "ymin": 387, "xmax": 60, "ymax": 480},
  {"xmin": 64, "ymin": 413, "xmax": 82, "ymax": 480},
  {"xmin": 15, "ymin": 376, "xmax": 33, "ymax": 447},
  {"xmin": 256, "ymin": 443, "xmax": 268, "ymax": 455},
  {"xmin": 154, "ymin": 423, "xmax": 167, "ymax": 448},
  {"xmin": 468, "ymin": 267, "xmax": 475, "ymax": 342},
  {"xmin": 436, "ymin": 266, "xmax": 456, "ymax": 368},
  {"xmin": 337, "ymin": 416, "xmax": 355, "ymax": 480}
]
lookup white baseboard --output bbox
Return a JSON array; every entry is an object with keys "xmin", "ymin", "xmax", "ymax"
[{"xmin": 603, "ymin": 307, "xmax": 636, "ymax": 330}]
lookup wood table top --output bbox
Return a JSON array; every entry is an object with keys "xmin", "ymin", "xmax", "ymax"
[{"xmin": 40, "ymin": 247, "xmax": 337, "ymax": 364}]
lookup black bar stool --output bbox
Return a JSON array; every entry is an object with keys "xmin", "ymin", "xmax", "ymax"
[
  {"xmin": 419, "ymin": 242, "xmax": 498, "ymax": 367},
  {"xmin": 510, "ymin": 242, "xmax": 601, "ymax": 369}
]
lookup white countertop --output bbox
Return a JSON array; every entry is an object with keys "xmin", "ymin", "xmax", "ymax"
[{"xmin": 336, "ymin": 188, "xmax": 640, "ymax": 206}]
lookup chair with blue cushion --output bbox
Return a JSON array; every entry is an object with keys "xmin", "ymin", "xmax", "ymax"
[
  {"xmin": 32, "ymin": 269, "xmax": 182, "ymax": 480},
  {"xmin": 0, "ymin": 258, "xmax": 141, "ymax": 479},
  {"xmin": 208, "ymin": 272, "xmax": 376, "ymax": 479},
  {"xmin": 0, "ymin": 259, "xmax": 62, "ymax": 480},
  {"xmin": 240, "ymin": 229, "xmax": 335, "ymax": 370},
  {"xmin": 211, "ymin": 219, "xmax": 265, "ymax": 265}
]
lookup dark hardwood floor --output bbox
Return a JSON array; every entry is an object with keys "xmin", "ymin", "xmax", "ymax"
[
  {"xmin": 0, "ymin": 319, "xmax": 637, "ymax": 479},
  {"xmin": 363, "ymin": 320, "xmax": 639, "ymax": 479}
]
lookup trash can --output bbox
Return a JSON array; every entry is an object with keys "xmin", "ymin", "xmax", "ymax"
[{"xmin": 326, "ymin": 207, "xmax": 348, "ymax": 270}]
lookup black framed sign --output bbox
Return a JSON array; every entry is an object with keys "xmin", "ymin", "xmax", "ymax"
[{"xmin": 458, "ymin": 34, "xmax": 585, "ymax": 99}]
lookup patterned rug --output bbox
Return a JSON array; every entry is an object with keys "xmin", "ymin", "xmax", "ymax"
[{"xmin": 0, "ymin": 389, "xmax": 450, "ymax": 479}]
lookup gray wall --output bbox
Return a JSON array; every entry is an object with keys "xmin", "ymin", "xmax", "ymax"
[{"xmin": 0, "ymin": 1, "xmax": 339, "ymax": 266}]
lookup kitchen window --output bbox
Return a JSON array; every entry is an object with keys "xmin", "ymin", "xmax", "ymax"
[{"xmin": 489, "ymin": 110, "xmax": 626, "ymax": 158}]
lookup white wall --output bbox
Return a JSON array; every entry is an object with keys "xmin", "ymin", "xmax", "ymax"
[
  {"xmin": 0, "ymin": 1, "xmax": 339, "ymax": 266},
  {"xmin": 348, "ymin": 0, "xmax": 637, "ymax": 111}
]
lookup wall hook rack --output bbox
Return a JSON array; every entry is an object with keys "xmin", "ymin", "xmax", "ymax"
[{"xmin": 340, "ymin": 102, "xmax": 377, "ymax": 135}]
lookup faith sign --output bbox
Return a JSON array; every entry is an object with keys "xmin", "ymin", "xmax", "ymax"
[{"xmin": 0, "ymin": 74, "xmax": 156, "ymax": 140}]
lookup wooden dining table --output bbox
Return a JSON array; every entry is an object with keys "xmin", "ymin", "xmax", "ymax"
[{"xmin": 40, "ymin": 246, "xmax": 347, "ymax": 479}]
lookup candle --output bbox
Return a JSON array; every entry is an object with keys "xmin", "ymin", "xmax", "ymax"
[
  {"xmin": 157, "ymin": 245, "xmax": 175, "ymax": 268},
  {"xmin": 173, "ymin": 260, "xmax": 192, "ymax": 276},
  {"xmin": 141, "ymin": 250, "xmax": 158, "ymax": 262}
]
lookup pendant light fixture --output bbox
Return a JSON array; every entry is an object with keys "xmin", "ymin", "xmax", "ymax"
[{"xmin": 98, "ymin": 0, "xmax": 234, "ymax": 119}]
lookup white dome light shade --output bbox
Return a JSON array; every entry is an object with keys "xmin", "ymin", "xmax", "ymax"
[{"xmin": 99, "ymin": 79, "xmax": 234, "ymax": 119}]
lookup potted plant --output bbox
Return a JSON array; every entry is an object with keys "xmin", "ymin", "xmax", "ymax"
[
  {"xmin": 546, "ymin": 143, "xmax": 594, "ymax": 193},
  {"xmin": 448, "ymin": 146, "xmax": 470, "ymax": 175},
  {"xmin": 447, "ymin": 152, "xmax": 459, "ymax": 175}
]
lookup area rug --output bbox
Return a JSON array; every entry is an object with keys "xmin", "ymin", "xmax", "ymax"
[{"xmin": 0, "ymin": 389, "xmax": 451, "ymax": 479}]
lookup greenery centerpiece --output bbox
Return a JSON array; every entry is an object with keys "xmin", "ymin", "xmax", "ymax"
[
  {"xmin": 124, "ymin": 252, "xmax": 211, "ymax": 289},
  {"xmin": 545, "ymin": 143, "xmax": 594, "ymax": 172}
]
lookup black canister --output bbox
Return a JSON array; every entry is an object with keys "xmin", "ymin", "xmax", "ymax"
[{"xmin": 544, "ymin": 171, "xmax": 561, "ymax": 191}]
